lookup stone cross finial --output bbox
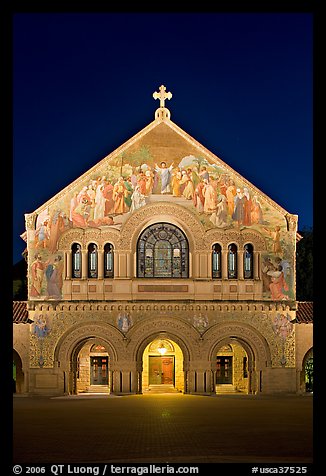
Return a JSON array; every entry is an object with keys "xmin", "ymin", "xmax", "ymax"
[{"xmin": 153, "ymin": 85, "xmax": 172, "ymax": 108}]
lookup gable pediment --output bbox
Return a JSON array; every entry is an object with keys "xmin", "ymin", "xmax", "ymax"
[{"xmin": 30, "ymin": 114, "xmax": 291, "ymax": 235}]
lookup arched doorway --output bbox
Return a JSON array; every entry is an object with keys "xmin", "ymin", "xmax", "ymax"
[
  {"xmin": 55, "ymin": 322, "xmax": 123, "ymax": 395},
  {"xmin": 302, "ymin": 348, "xmax": 313, "ymax": 393},
  {"xmin": 142, "ymin": 337, "xmax": 184, "ymax": 393},
  {"xmin": 73, "ymin": 339, "xmax": 110, "ymax": 394},
  {"xmin": 207, "ymin": 322, "xmax": 272, "ymax": 395},
  {"xmin": 13, "ymin": 350, "xmax": 24, "ymax": 394},
  {"xmin": 215, "ymin": 342, "xmax": 250, "ymax": 394}
]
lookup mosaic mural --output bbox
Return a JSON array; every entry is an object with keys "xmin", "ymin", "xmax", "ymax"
[{"xmin": 26, "ymin": 131, "xmax": 295, "ymax": 301}]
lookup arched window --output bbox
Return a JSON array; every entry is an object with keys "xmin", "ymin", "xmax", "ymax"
[
  {"xmin": 72, "ymin": 243, "xmax": 82, "ymax": 279},
  {"xmin": 228, "ymin": 243, "xmax": 237, "ymax": 279},
  {"xmin": 244, "ymin": 243, "xmax": 254, "ymax": 279},
  {"xmin": 104, "ymin": 243, "xmax": 114, "ymax": 278},
  {"xmin": 212, "ymin": 243, "xmax": 222, "ymax": 279},
  {"xmin": 88, "ymin": 243, "xmax": 98, "ymax": 278},
  {"xmin": 137, "ymin": 223, "xmax": 189, "ymax": 278}
]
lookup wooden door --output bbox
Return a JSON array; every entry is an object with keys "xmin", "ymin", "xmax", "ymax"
[
  {"xmin": 90, "ymin": 356, "xmax": 108, "ymax": 385},
  {"xmin": 161, "ymin": 357, "xmax": 174, "ymax": 384},
  {"xmin": 216, "ymin": 356, "xmax": 233, "ymax": 384},
  {"xmin": 149, "ymin": 356, "xmax": 174, "ymax": 385}
]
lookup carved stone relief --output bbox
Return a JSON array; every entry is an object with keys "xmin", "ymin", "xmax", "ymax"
[{"xmin": 28, "ymin": 304, "xmax": 296, "ymax": 369}]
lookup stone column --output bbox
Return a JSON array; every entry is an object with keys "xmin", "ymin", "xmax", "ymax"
[
  {"xmin": 212, "ymin": 369, "xmax": 217, "ymax": 394},
  {"xmin": 81, "ymin": 250, "xmax": 88, "ymax": 279},
  {"xmin": 193, "ymin": 253, "xmax": 200, "ymax": 278},
  {"xmin": 136, "ymin": 362, "xmax": 143, "ymax": 394},
  {"xmin": 249, "ymin": 370, "xmax": 259, "ymax": 394},
  {"xmin": 199, "ymin": 253, "xmax": 208, "ymax": 278},
  {"xmin": 129, "ymin": 370, "xmax": 138, "ymax": 394},
  {"xmin": 205, "ymin": 370, "xmax": 213, "ymax": 394},
  {"xmin": 111, "ymin": 370, "xmax": 122, "ymax": 394},
  {"xmin": 97, "ymin": 249, "xmax": 104, "ymax": 279},
  {"xmin": 187, "ymin": 370, "xmax": 196, "ymax": 393},
  {"xmin": 254, "ymin": 251, "xmax": 260, "ymax": 280},
  {"xmin": 114, "ymin": 251, "xmax": 119, "ymax": 278},
  {"xmin": 109, "ymin": 370, "xmax": 114, "ymax": 393},
  {"xmin": 195, "ymin": 370, "xmax": 205, "ymax": 393},
  {"xmin": 65, "ymin": 250, "xmax": 72, "ymax": 279},
  {"xmin": 126, "ymin": 253, "xmax": 131, "ymax": 278},
  {"xmin": 238, "ymin": 249, "xmax": 244, "ymax": 279},
  {"xmin": 222, "ymin": 250, "xmax": 228, "ymax": 279},
  {"xmin": 121, "ymin": 371, "xmax": 131, "ymax": 393}
]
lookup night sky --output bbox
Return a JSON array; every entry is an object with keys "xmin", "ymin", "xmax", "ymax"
[{"xmin": 12, "ymin": 11, "xmax": 313, "ymax": 264}]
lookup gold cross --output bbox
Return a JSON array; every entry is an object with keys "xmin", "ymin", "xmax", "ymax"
[{"xmin": 153, "ymin": 85, "xmax": 172, "ymax": 108}]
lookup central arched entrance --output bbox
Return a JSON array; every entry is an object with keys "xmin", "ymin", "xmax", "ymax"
[{"xmin": 142, "ymin": 337, "xmax": 184, "ymax": 393}]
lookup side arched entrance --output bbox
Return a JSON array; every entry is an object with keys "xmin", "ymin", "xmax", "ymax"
[
  {"xmin": 13, "ymin": 349, "xmax": 24, "ymax": 394},
  {"xmin": 54, "ymin": 322, "xmax": 127, "ymax": 395},
  {"xmin": 301, "ymin": 348, "xmax": 313, "ymax": 393},
  {"xmin": 206, "ymin": 322, "xmax": 272, "ymax": 395}
]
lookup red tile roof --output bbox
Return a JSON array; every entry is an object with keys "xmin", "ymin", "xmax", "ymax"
[
  {"xmin": 13, "ymin": 301, "xmax": 32, "ymax": 324},
  {"xmin": 296, "ymin": 301, "xmax": 313, "ymax": 324}
]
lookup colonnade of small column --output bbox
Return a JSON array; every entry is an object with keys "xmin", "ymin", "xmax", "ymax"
[{"xmin": 63, "ymin": 249, "xmax": 261, "ymax": 280}]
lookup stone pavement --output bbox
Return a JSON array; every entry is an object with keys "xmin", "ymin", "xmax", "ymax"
[{"xmin": 13, "ymin": 393, "xmax": 313, "ymax": 464}]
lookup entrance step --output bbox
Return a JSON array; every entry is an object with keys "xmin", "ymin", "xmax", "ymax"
[
  {"xmin": 84, "ymin": 385, "xmax": 109, "ymax": 394},
  {"xmin": 216, "ymin": 384, "xmax": 241, "ymax": 394},
  {"xmin": 145, "ymin": 385, "xmax": 180, "ymax": 394}
]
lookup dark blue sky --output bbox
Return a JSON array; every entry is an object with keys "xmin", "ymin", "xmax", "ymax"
[{"xmin": 13, "ymin": 12, "xmax": 313, "ymax": 264}]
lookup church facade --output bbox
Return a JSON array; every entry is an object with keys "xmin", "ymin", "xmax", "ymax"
[{"xmin": 13, "ymin": 85, "xmax": 313, "ymax": 396}]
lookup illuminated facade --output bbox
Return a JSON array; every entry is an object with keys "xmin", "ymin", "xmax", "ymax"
[{"xmin": 13, "ymin": 85, "xmax": 313, "ymax": 395}]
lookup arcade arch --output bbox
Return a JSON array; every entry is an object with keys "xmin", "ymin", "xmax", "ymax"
[
  {"xmin": 214, "ymin": 341, "xmax": 250, "ymax": 394},
  {"xmin": 302, "ymin": 348, "xmax": 313, "ymax": 393},
  {"xmin": 207, "ymin": 322, "xmax": 272, "ymax": 395},
  {"xmin": 13, "ymin": 349, "xmax": 24, "ymax": 394},
  {"xmin": 133, "ymin": 327, "xmax": 192, "ymax": 395},
  {"xmin": 54, "ymin": 322, "xmax": 123, "ymax": 395},
  {"xmin": 142, "ymin": 337, "xmax": 184, "ymax": 393}
]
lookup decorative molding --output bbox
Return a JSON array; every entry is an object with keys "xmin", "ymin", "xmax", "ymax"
[
  {"xmin": 54, "ymin": 321, "xmax": 124, "ymax": 366},
  {"xmin": 25, "ymin": 213, "xmax": 37, "ymax": 230},
  {"xmin": 32, "ymin": 300, "xmax": 295, "ymax": 313},
  {"xmin": 57, "ymin": 227, "xmax": 120, "ymax": 250},
  {"xmin": 205, "ymin": 228, "xmax": 266, "ymax": 250},
  {"xmin": 119, "ymin": 202, "xmax": 206, "ymax": 251},
  {"xmin": 204, "ymin": 321, "xmax": 272, "ymax": 368}
]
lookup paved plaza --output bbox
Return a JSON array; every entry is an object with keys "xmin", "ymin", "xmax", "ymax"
[{"xmin": 13, "ymin": 393, "xmax": 313, "ymax": 465}]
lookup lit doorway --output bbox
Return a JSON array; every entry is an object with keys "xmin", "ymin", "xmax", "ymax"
[
  {"xmin": 142, "ymin": 338, "xmax": 184, "ymax": 393},
  {"xmin": 149, "ymin": 356, "xmax": 174, "ymax": 385},
  {"xmin": 90, "ymin": 356, "xmax": 109, "ymax": 386},
  {"xmin": 75, "ymin": 341, "xmax": 110, "ymax": 393},
  {"xmin": 215, "ymin": 343, "xmax": 249, "ymax": 394}
]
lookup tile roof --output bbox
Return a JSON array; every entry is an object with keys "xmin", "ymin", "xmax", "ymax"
[
  {"xmin": 13, "ymin": 301, "xmax": 32, "ymax": 324},
  {"xmin": 295, "ymin": 301, "xmax": 313, "ymax": 324}
]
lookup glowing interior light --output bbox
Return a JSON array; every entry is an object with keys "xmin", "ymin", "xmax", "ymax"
[{"xmin": 158, "ymin": 342, "xmax": 167, "ymax": 355}]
